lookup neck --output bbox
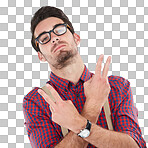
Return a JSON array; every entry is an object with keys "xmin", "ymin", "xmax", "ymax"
[{"xmin": 50, "ymin": 55, "xmax": 84, "ymax": 85}]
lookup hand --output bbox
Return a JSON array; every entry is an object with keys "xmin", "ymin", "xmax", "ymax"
[
  {"xmin": 38, "ymin": 84, "xmax": 86, "ymax": 133},
  {"xmin": 83, "ymin": 54, "xmax": 111, "ymax": 111}
]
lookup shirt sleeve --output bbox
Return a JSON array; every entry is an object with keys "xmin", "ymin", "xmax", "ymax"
[
  {"xmin": 114, "ymin": 78, "xmax": 146, "ymax": 148},
  {"xmin": 23, "ymin": 88, "xmax": 62, "ymax": 148}
]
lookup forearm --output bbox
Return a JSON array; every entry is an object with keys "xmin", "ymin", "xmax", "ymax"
[
  {"xmin": 81, "ymin": 101, "xmax": 102, "ymax": 123},
  {"xmin": 55, "ymin": 131, "xmax": 88, "ymax": 148},
  {"xmin": 84, "ymin": 123, "xmax": 139, "ymax": 148},
  {"xmin": 55, "ymin": 103, "xmax": 101, "ymax": 148}
]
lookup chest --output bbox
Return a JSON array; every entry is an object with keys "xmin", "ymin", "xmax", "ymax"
[
  {"xmin": 58, "ymin": 84, "xmax": 86, "ymax": 114},
  {"xmin": 57, "ymin": 85, "xmax": 109, "ymax": 129}
]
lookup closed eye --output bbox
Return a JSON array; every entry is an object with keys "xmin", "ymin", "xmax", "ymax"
[{"xmin": 41, "ymin": 36, "xmax": 49, "ymax": 43}]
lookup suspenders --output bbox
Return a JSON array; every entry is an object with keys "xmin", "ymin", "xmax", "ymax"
[{"xmin": 41, "ymin": 85, "xmax": 114, "ymax": 137}]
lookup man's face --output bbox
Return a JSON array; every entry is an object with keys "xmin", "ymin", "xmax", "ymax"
[{"xmin": 34, "ymin": 17, "xmax": 80, "ymax": 70}]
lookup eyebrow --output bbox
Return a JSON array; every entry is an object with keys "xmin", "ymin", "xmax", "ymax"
[{"xmin": 36, "ymin": 23, "xmax": 64, "ymax": 39}]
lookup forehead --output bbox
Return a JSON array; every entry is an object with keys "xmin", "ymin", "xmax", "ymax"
[{"xmin": 34, "ymin": 17, "xmax": 64, "ymax": 37}]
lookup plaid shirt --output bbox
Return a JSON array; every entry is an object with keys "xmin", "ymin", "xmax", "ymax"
[{"xmin": 23, "ymin": 65, "xmax": 146, "ymax": 148}]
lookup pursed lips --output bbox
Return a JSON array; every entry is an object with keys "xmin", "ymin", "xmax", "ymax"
[{"xmin": 54, "ymin": 44, "xmax": 66, "ymax": 53}]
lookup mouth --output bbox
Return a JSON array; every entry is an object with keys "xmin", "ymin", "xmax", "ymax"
[{"xmin": 54, "ymin": 44, "xmax": 66, "ymax": 53}]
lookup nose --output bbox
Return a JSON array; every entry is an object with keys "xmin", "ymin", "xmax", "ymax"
[{"xmin": 50, "ymin": 33, "xmax": 60, "ymax": 44}]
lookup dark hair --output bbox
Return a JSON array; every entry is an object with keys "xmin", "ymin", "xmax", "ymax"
[{"xmin": 31, "ymin": 6, "xmax": 75, "ymax": 53}]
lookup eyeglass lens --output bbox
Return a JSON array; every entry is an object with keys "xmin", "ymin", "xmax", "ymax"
[{"xmin": 38, "ymin": 24, "xmax": 67, "ymax": 44}]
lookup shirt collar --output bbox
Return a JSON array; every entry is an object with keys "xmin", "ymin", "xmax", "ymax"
[{"xmin": 49, "ymin": 64, "xmax": 93, "ymax": 89}]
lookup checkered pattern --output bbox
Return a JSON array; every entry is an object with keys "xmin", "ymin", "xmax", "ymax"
[
  {"xmin": 23, "ymin": 67, "xmax": 146, "ymax": 147},
  {"xmin": 0, "ymin": 0, "xmax": 148, "ymax": 147}
]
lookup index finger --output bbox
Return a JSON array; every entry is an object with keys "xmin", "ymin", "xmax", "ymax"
[
  {"xmin": 38, "ymin": 88, "xmax": 57, "ymax": 109},
  {"xmin": 45, "ymin": 83, "xmax": 63, "ymax": 103},
  {"xmin": 95, "ymin": 54, "xmax": 104, "ymax": 77}
]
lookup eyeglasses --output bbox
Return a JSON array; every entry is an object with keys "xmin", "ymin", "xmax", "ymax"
[{"xmin": 35, "ymin": 23, "xmax": 71, "ymax": 46}]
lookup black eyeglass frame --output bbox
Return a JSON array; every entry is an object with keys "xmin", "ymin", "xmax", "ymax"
[{"xmin": 35, "ymin": 23, "xmax": 72, "ymax": 46}]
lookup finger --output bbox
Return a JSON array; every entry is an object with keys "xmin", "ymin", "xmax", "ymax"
[
  {"xmin": 46, "ymin": 83, "xmax": 63, "ymax": 103},
  {"xmin": 102, "ymin": 56, "xmax": 111, "ymax": 78},
  {"xmin": 95, "ymin": 54, "xmax": 104, "ymax": 77},
  {"xmin": 38, "ymin": 88, "xmax": 56, "ymax": 109},
  {"xmin": 49, "ymin": 105, "xmax": 55, "ymax": 113}
]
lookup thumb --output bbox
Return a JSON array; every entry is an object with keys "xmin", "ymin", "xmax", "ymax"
[{"xmin": 84, "ymin": 77, "xmax": 93, "ymax": 87}]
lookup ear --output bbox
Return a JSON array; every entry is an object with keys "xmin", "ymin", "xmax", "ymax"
[
  {"xmin": 73, "ymin": 33, "xmax": 80, "ymax": 46},
  {"xmin": 37, "ymin": 51, "xmax": 47, "ymax": 62}
]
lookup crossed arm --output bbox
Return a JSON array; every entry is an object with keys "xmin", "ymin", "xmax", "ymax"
[
  {"xmin": 54, "ymin": 104, "xmax": 139, "ymax": 148},
  {"xmin": 38, "ymin": 55, "xmax": 139, "ymax": 148}
]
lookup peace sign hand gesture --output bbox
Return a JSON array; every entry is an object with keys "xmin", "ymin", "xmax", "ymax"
[
  {"xmin": 37, "ymin": 54, "xmax": 111, "ymax": 133},
  {"xmin": 83, "ymin": 54, "xmax": 111, "ymax": 113},
  {"xmin": 38, "ymin": 83, "xmax": 86, "ymax": 133}
]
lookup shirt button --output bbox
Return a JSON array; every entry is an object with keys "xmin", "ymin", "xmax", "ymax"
[{"xmin": 76, "ymin": 94, "xmax": 79, "ymax": 97}]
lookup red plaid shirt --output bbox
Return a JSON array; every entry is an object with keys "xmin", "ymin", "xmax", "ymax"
[{"xmin": 23, "ymin": 65, "xmax": 146, "ymax": 148}]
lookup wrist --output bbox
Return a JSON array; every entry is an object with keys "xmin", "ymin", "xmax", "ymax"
[
  {"xmin": 85, "ymin": 98, "xmax": 103, "ymax": 109},
  {"xmin": 82, "ymin": 101, "xmax": 103, "ymax": 123},
  {"xmin": 72, "ymin": 115, "xmax": 87, "ymax": 134},
  {"xmin": 83, "ymin": 101, "xmax": 102, "ymax": 113},
  {"xmin": 77, "ymin": 120, "xmax": 92, "ymax": 138}
]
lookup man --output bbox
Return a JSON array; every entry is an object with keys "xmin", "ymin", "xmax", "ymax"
[{"xmin": 23, "ymin": 6, "xmax": 146, "ymax": 148}]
